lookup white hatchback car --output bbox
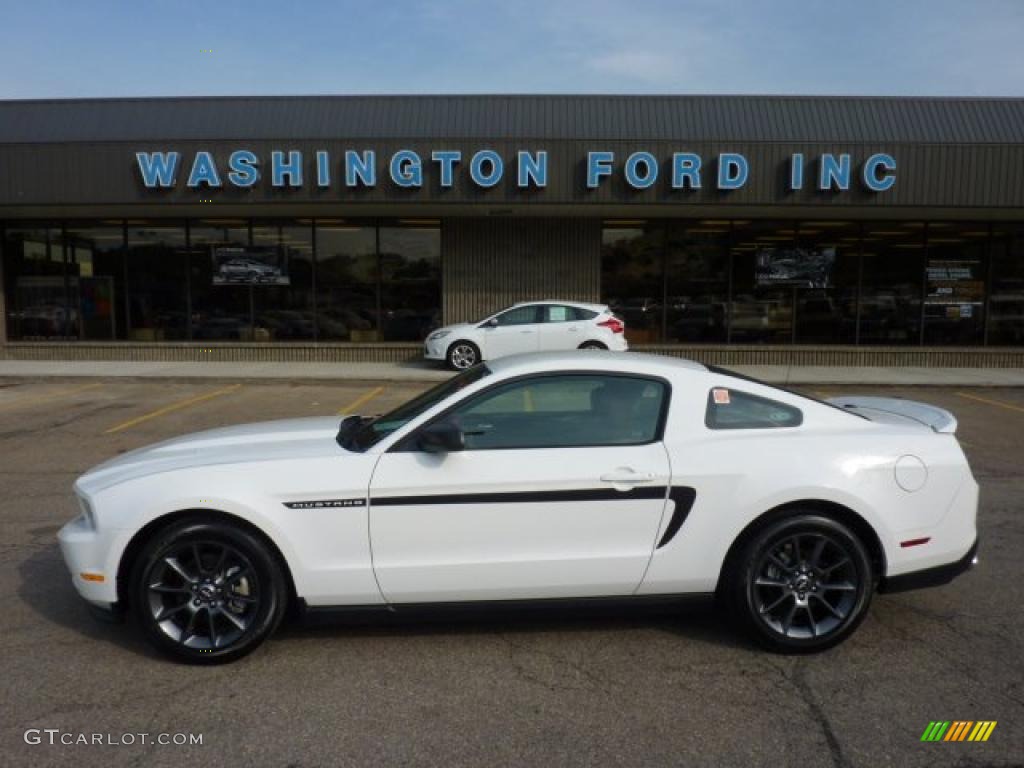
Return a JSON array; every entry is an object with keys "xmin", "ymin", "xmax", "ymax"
[{"xmin": 424, "ymin": 301, "xmax": 628, "ymax": 369}]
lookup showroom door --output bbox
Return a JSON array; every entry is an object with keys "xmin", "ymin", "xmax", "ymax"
[{"xmin": 368, "ymin": 373, "xmax": 672, "ymax": 603}]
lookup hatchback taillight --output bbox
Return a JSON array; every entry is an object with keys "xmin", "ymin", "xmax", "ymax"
[{"xmin": 598, "ymin": 317, "xmax": 625, "ymax": 334}]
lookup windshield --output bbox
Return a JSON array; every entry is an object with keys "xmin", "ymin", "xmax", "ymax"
[{"xmin": 342, "ymin": 365, "xmax": 491, "ymax": 452}]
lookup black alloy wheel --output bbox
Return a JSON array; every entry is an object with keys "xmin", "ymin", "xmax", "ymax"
[
  {"xmin": 131, "ymin": 519, "xmax": 287, "ymax": 664},
  {"xmin": 726, "ymin": 514, "xmax": 873, "ymax": 652}
]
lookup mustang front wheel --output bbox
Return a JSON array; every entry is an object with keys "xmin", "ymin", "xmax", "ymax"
[
  {"xmin": 726, "ymin": 514, "xmax": 873, "ymax": 652},
  {"xmin": 130, "ymin": 518, "xmax": 287, "ymax": 664}
]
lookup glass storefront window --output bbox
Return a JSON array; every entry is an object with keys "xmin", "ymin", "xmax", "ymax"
[
  {"xmin": 379, "ymin": 222, "xmax": 441, "ymax": 341},
  {"xmin": 730, "ymin": 221, "xmax": 795, "ymax": 344},
  {"xmin": 3, "ymin": 226, "xmax": 75, "ymax": 340},
  {"xmin": 923, "ymin": 223, "xmax": 988, "ymax": 345},
  {"xmin": 860, "ymin": 223, "xmax": 925, "ymax": 345},
  {"xmin": 794, "ymin": 222, "xmax": 860, "ymax": 344},
  {"xmin": 189, "ymin": 220, "xmax": 252, "ymax": 341},
  {"xmin": 989, "ymin": 226, "xmax": 1024, "ymax": 345},
  {"xmin": 601, "ymin": 222, "xmax": 665, "ymax": 343},
  {"xmin": 64, "ymin": 223, "xmax": 126, "ymax": 341},
  {"xmin": 665, "ymin": 221, "xmax": 729, "ymax": 343},
  {"xmin": 125, "ymin": 221, "xmax": 188, "ymax": 341},
  {"xmin": 316, "ymin": 222, "xmax": 378, "ymax": 341},
  {"xmin": 251, "ymin": 222, "xmax": 315, "ymax": 341}
]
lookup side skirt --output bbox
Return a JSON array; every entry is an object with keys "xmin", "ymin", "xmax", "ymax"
[{"xmin": 298, "ymin": 593, "xmax": 716, "ymax": 627}]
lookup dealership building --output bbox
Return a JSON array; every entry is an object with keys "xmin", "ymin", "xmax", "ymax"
[{"xmin": 1, "ymin": 94, "xmax": 1023, "ymax": 366}]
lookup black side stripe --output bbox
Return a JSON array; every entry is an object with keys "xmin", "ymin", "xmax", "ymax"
[
  {"xmin": 656, "ymin": 487, "xmax": 697, "ymax": 549},
  {"xmin": 372, "ymin": 487, "xmax": 668, "ymax": 506}
]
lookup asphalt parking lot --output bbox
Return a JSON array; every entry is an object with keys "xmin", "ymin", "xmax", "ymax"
[{"xmin": 1, "ymin": 377, "xmax": 1022, "ymax": 767}]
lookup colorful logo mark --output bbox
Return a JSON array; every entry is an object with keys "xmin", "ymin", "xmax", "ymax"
[{"xmin": 921, "ymin": 721, "xmax": 997, "ymax": 742}]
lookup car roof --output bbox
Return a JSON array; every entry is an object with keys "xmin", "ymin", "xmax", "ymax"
[
  {"xmin": 510, "ymin": 300, "xmax": 608, "ymax": 311},
  {"xmin": 484, "ymin": 350, "xmax": 707, "ymax": 377}
]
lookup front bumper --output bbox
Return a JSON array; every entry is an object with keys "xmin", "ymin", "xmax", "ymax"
[
  {"xmin": 879, "ymin": 537, "xmax": 978, "ymax": 594},
  {"xmin": 423, "ymin": 339, "xmax": 447, "ymax": 361},
  {"xmin": 57, "ymin": 514, "xmax": 123, "ymax": 610}
]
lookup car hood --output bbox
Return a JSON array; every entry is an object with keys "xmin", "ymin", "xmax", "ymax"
[
  {"xmin": 430, "ymin": 322, "xmax": 476, "ymax": 338},
  {"xmin": 76, "ymin": 416, "xmax": 346, "ymax": 494}
]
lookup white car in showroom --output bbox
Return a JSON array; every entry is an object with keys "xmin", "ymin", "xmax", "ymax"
[
  {"xmin": 424, "ymin": 301, "xmax": 628, "ymax": 369},
  {"xmin": 59, "ymin": 352, "xmax": 977, "ymax": 663}
]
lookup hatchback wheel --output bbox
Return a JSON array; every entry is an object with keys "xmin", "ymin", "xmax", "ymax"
[
  {"xmin": 447, "ymin": 341, "xmax": 480, "ymax": 370},
  {"xmin": 725, "ymin": 514, "xmax": 873, "ymax": 652},
  {"xmin": 130, "ymin": 518, "xmax": 287, "ymax": 664},
  {"xmin": 578, "ymin": 341, "xmax": 607, "ymax": 350}
]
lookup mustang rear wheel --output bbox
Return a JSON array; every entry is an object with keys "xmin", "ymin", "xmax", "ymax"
[
  {"xmin": 130, "ymin": 518, "xmax": 287, "ymax": 664},
  {"xmin": 725, "ymin": 514, "xmax": 873, "ymax": 652}
]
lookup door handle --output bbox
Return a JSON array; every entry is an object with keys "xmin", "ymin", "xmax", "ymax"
[
  {"xmin": 521, "ymin": 329, "xmax": 534, "ymax": 334},
  {"xmin": 600, "ymin": 470, "xmax": 655, "ymax": 484}
]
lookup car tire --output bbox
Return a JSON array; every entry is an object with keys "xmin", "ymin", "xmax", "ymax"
[
  {"xmin": 578, "ymin": 341, "xmax": 607, "ymax": 350},
  {"xmin": 723, "ymin": 513, "xmax": 873, "ymax": 653},
  {"xmin": 446, "ymin": 340, "xmax": 480, "ymax": 370},
  {"xmin": 130, "ymin": 517, "xmax": 288, "ymax": 664}
]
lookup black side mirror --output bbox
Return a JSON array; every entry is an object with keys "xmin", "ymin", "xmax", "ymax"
[{"xmin": 417, "ymin": 420, "xmax": 465, "ymax": 453}]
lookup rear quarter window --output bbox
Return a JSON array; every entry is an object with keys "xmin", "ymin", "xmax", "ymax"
[{"xmin": 705, "ymin": 388, "xmax": 803, "ymax": 430}]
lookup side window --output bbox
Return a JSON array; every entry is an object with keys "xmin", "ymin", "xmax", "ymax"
[
  {"xmin": 544, "ymin": 305, "xmax": 573, "ymax": 323},
  {"xmin": 572, "ymin": 307, "xmax": 598, "ymax": 320},
  {"xmin": 536, "ymin": 305, "xmax": 585, "ymax": 323},
  {"xmin": 493, "ymin": 306, "xmax": 539, "ymax": 326},
  {"xmin": 441, "ymin": 374, "xmax": 668, "ymax": 449},
  {"xmin": 705, "ymin": 388, "xmax": 803, "ymax": 429}
]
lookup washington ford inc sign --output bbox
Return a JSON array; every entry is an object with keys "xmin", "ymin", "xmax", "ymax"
[{"xmin": 135, "ymin": 149, "xmax": 897, "ymax": 193}]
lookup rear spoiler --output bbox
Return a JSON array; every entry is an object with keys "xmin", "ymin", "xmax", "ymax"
[{"xmin": 826, "ymin": 396, "xmax": 958, "ymax": 434}]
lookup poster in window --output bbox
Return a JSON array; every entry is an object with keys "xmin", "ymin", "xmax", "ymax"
[
  {"xmin": 755, "ymin": 247, "xmax": 836, "ymax": 288},
  {"xmin": 212, "ymin": 246, "xmax": 290, "ymax": 286},
  {"xmin": 925, "ymin": 259, "xmax": 983, "ymax": 320}
]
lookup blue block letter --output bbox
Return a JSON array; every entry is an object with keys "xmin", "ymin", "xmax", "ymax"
[
  {"xmin": 587, "ymin": 151, "xmax": 615, "ymax": 188},
  {"xmin": 136, "ymin": 151, "xmax": 180, "ymax": 188}
]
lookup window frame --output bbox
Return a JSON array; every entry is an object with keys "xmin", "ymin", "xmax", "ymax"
[
  {"xmin": 704, "ymin": 387, "xmax": 804, "ymax": 430},
  {"xmin": 391, "ymin": 370, "xmax": 673, "ymax": 452},
  {"xmin": 485, "ymin": 304, "xmax": 542, "ymax": 328}
]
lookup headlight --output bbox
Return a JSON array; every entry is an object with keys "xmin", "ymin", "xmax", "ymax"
[
  {"xmin": 77, "ymin": 495, "xmax": 96, "ymax": 530},
  {"xmin": 428, "ymin": 330, "xmax": 451, "ymax": 341}
]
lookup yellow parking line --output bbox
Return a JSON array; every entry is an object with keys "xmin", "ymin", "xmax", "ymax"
[
  {"xmin": 956, "ymin": 391, "xmax": 1024, "ymax": 415},
  {"xmin": 337, "ymin": 386, "xmax": 385, "ymax": 416},
  {"xmin": 0, "ymin": 381, "xmax": 103, "ymax": 411},
  {"xmin": 105, "ymin": 384, "xmax": 242, "ymax": 434}
]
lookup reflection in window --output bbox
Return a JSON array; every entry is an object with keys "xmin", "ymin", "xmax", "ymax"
[
  {"xmin": 730, "ymin": 221, "xmax": 795, "ymax": 343},
  {"xmin": 316, "ymin": 222, "xmax": 378, "ymax": 341},
  {"xmin": 64, "ymin": 224, "xmax": 125, "ymax": 341},
  {"xmin": 189, "ymin": 220, "xmax": 251, "ymax": 341},
  {"xmin": 601, "ymin": 223, "xmax": 665, "ymax": 343},
  {"xmin": 990, "ymin": 226, "xmax": 1024, "ymax": 345},
  {"xmin": 923, "ymin": 223, "xmax": 988, "ymax": 345},
  {"xmin": 3, "ymin": 226, "xmax": 74, "ymax": 340},
  {"xmin": 860, "ymin": 224, "xmax": 924, "ymax": 345},
  {"xmin": 794, "ymin": 222, "xmax": 859, "ymax": 344},
  {"xmin": 251, "ymin": 222, "xmax": 315, "ymax": 341},
  {"xmin": 380, "ymin": 222, "xmax": 441, "ymax": 341},
  {"xmin": 665, "ymin": 221, "xmax": 729, "ymax": 343},
  {"xmin": 126, "ymin": 222, "xmax": 188, "ymax": 341}
]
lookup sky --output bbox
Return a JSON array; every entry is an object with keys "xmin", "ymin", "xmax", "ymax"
[{"xmin": 1, "ymin": 0, "xmax": 1023, "ymax": 98}]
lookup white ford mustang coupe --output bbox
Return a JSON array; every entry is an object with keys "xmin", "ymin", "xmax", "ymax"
[{"xmin": 58, "ymin": 352, "xmax": 978, "ymax": 663}]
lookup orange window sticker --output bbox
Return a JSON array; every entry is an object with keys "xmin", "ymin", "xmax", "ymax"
[{"xmin": 713, "ymin": 388, "xmax": 731, "ymax": 405}]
